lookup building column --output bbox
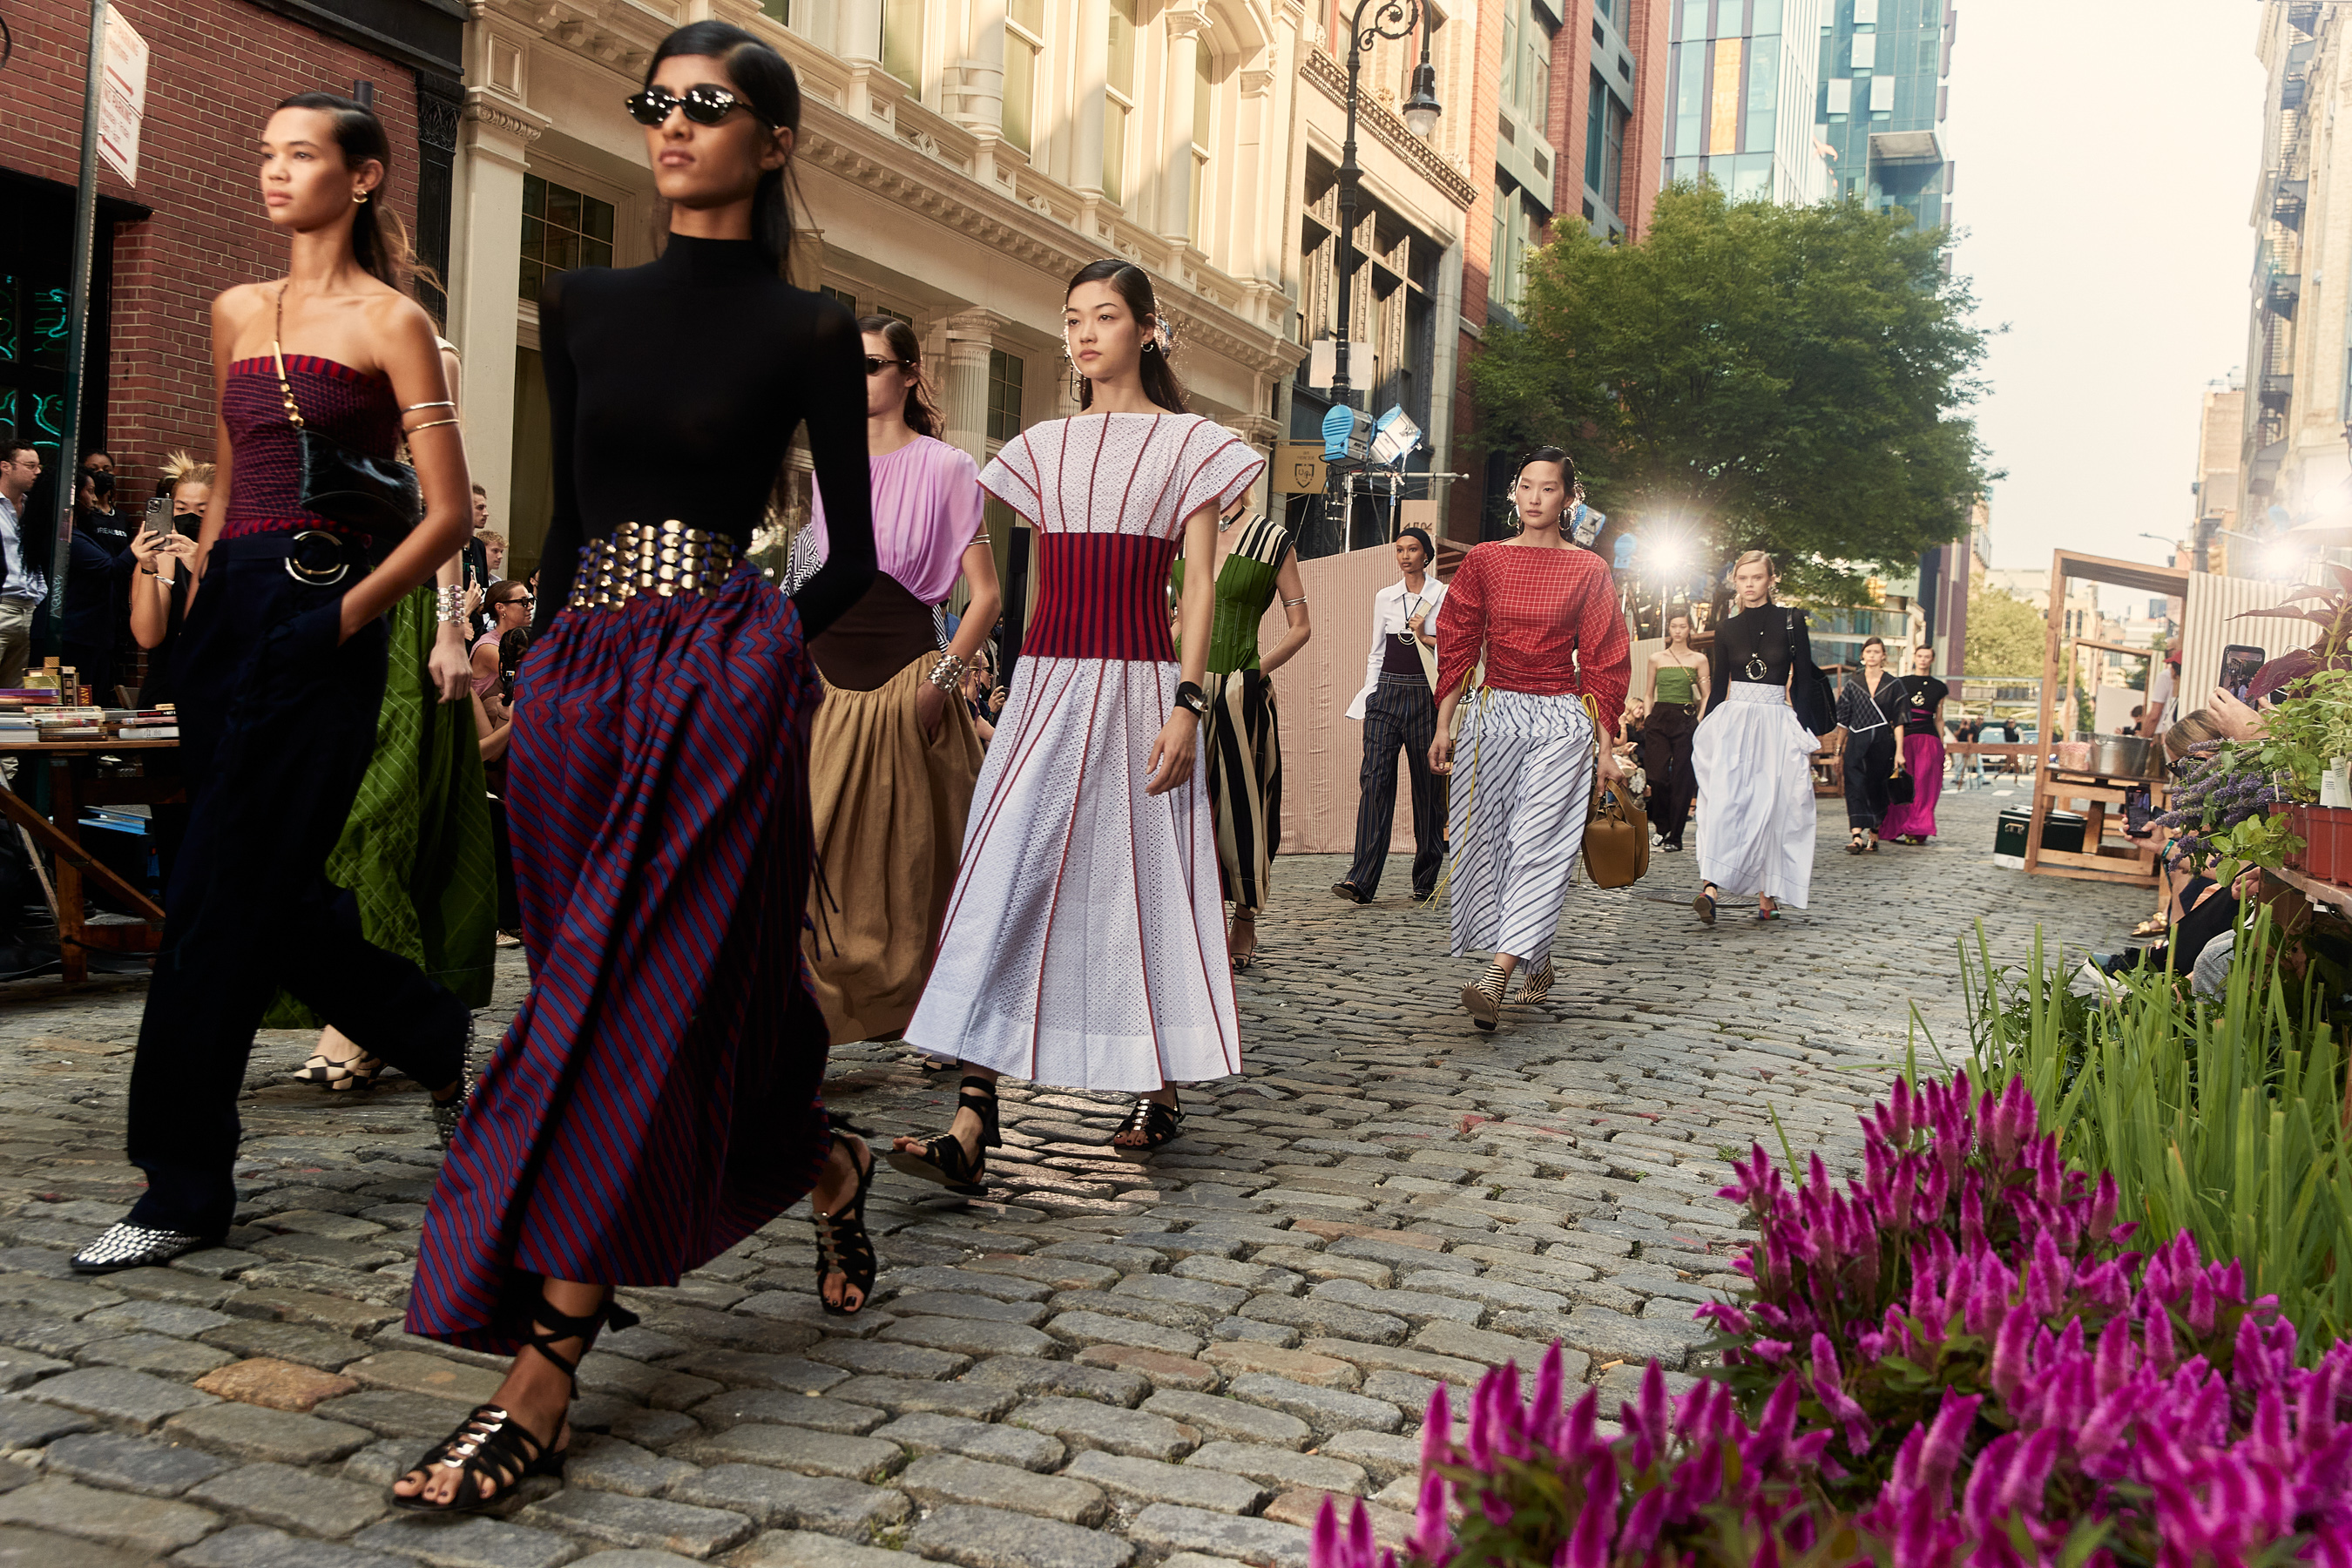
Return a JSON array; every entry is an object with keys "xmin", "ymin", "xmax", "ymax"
[
  {"xmin": 1233, "ymin": 65, "xmax": 1274, "ymax": 285},
  {"xmin": 956, "ymin": 0, "xmax": 1008, "ymax": 132},
  {"xmin": 941, "ymin": 310, "xmax": 1007, "ymax": 469},
  {"xmin": 1161, "ymin": 5, "xmax": 1205, "ymax": 244},
  {"xmin": 1071, "ymin": 0, "xmax": 1109, "ymax": 199},
  {"xmin": 448, "ymin": 89, "xmax": 544, "ymax": 550}
]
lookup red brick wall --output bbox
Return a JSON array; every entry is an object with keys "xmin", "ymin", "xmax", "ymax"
[
  {"xmin": 1448, "ymin": 0, "xmax": 1504, "ymax": 545},
  {"xmin": 1551, "ymin": 1, "xmax": 1592, "ymax": 226},
  {"xmin": 0, "ymin": 0, "xmax": 420, "ymax": 497}
]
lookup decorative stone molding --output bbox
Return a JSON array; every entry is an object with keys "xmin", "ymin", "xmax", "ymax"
[
  {"xmin": 1240, "ymin": 66, "xmax": 1275, "ymax": 98},
  {"xmin": 1165, "ymin": 3, "xmax": 1209, "ymax": 41},
  {"xmin": 464, "ymin": 92, "xmax": 548, "ymax": 145},
  {"xmin": 1302, "ymin": 47, "xmax": 1475, "ymax": 210}
]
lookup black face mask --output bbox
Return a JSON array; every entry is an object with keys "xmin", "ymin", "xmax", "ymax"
[{"xmin": 83, "ymin": 471, "xmax": 114, "ymax": 501}]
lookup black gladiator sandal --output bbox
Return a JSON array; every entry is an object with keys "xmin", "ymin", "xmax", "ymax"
[
  {"xmin": 1460, "ymin": 959, "xmax": 1508, "ymax": 1031},
  {"xmin": 885, "ymin": 1076, "xmax": 1000, "ymax": 1197},
  {"xmin": 390, "ymin": 1291, "xmax": 634, "ymax": 1515},
  {"xmin": 1115, "ymin": 1091, "xmax": 1185, "ymax": 1151},
  {"xmin": 814, "ymin": 1114, "xmax": 878, "ymax": 1316}
]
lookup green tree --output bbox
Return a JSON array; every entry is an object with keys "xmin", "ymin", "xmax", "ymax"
[
  {"xmin": 1471, "ymin": 183, "xmax": 1995, "ymax": 600},
  {"xmin": 1966, "ymin": 578, "xmax": 2046, "ymax": 677}
]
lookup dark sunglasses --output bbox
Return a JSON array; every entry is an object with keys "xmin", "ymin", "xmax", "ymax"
[
  {"xmin": 624, "ymin": 84, "xmax": 758, "ymax": 127},
  {"xmin": 497, "ymin": 592, "xmax": 534, "ymax": 609},
  {"xmin": 863, "ymin": 356, "xmax": 912, "ymax": 376}
]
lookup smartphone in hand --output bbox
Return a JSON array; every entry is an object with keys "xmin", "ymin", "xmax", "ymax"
[
  {"xmin": 143, "ymin": 497, "xmax": 172, "ymax": 537},
  {"xmin": 2218, "ymin": 644, "xmax": 2266, "ymax": 704}
]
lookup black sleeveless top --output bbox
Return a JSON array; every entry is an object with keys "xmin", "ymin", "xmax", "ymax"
[{"xmin": 534, "ymin": 234, "xmax": 875, "ymax": 635}]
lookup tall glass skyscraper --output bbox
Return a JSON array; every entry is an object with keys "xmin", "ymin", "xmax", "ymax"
[
  {"xmin": 1660, "ymin": 0, "xmax": 1829, "ymax": 204},
  {"xmin": 1815, "ymin": 0, "xmax": 1953, "ymax": 227}
]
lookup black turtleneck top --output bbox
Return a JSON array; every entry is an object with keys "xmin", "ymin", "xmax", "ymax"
[
  {"xmin": 1704, "ymin": 604, "xmax": 1814, "ymax": 716},
  {"xmin": 533, "ymin": 234, "xmax": 875, "ymax": 637}
]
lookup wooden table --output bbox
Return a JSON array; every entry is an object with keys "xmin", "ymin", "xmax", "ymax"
[
  {"xmin": 0, "ymin": 737, "xmax": 181, "ymax": 982},
  {"xmin": 2024, "ymin": 766, "xmax": 2166, "ymax": 887}
]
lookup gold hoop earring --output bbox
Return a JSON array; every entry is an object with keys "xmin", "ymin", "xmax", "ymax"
[{"xmin": 353, "ymin": 191, "xmax": 369, "ymax": 206}]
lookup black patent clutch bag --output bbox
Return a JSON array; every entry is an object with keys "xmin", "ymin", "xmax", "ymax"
[{"xmin": 271, "ymin": 286, "xmax": 422, "ymax": 546}]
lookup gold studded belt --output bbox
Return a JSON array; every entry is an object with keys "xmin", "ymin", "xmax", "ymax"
[{"xmin": 567, "ymin": 519, "xmax": 740, "ymax": 610}]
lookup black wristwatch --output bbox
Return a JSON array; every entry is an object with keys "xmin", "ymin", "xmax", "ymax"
[{"xmin": 1173, "ymin": 680, "xmax": 1208, "ymax": 718}]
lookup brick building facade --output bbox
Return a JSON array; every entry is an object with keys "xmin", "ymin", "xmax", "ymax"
[{"xmin": 0, "ymin": 0, "xmax": 457, "ymax": 558}]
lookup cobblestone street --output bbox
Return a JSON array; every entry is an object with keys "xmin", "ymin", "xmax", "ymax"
[{"xmin": 0, "ymin": 784, "xmax": 2141, "ymax": 1568}]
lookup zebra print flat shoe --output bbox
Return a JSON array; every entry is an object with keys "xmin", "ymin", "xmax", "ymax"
[{"xmin": 1509, "ymin": 958, "xmax": 1554, "ymax": 1005}]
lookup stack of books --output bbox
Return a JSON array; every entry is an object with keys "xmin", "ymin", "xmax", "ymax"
[{"xmin": 116, "ymin": 711, "xmax": 179, "ymax": 742}]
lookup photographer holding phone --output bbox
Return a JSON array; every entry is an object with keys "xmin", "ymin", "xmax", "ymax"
[
  {"xmin": 68, "ymin": 458, "xmax": 140, "ymax": 702},
  {"xmin": 129, "ymin": 455, "xmax": 211, "ymax": 706}
]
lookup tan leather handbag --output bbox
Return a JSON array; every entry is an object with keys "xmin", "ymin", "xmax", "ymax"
[{"xmin": 1580, "ymin": 695, "xmax": 1650, "ymax": 889}]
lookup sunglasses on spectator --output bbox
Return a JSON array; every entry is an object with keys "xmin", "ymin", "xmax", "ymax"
[
  {"xmin": 864, "ymin": 357, "xmax": 912, "ymax": 376},
  {"xmin": 624, "ymin": 84, "xmax": 762, "ymax": 127}
]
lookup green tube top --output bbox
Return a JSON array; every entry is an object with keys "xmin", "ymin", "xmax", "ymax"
[
  {"xmin": 1654, "ymin": 663, "xmax": 1698, "ymax": 705},
  {"xmin": 1171, "ymin": 515, "xmax": 1297, "ymax": 675}
]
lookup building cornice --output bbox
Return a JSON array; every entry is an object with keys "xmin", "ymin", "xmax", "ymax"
[{"xmin": 1302, "ymin": 47, "xmax": 1475, "ymax": 210}]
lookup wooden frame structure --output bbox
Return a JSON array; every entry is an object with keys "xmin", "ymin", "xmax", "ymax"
[{"xmin": 2025, "ymin": 551, "xmax": 2190, "ymax": 886}]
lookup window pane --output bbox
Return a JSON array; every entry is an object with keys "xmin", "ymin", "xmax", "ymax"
[
  {"xmin": 516, "ymin": 179, "xmax": 612, "ymax": 299},
  {"xmin": 1674, "ymin": 43, "xmax": 1703, "ymax": 155},
  {"xmin": 1195, "ymin": 47, "xmax": 1213, "ymax": 143},
  {"xmin": 1732, "ymin": 151, "xmax": 1769, "ymax": 200},
  {"xmin": 1752, "ymin": 0, "xmax": 1780, "ymax": 30},
  {"xmin": 546, "ymin": 184, "xmax": 581, "ymax": 233},
  {"xmin": 760, "ymin": 0, "xmax": 789, "ymax": 26},
  {"xmin": 1707, "ymin": 37, "xmax": 1741, "ymax": 154},
  {"xmin": 1850, "ymin": 33, "xmax": 1875, "ymax": 70},
  {"xmin": 1104, "ymin": 101, "xmax": 1129, "ymax": 202},
  {"xmin": 1869, "ymin": 74, "xmax": 1893, "ymax": 112},
  {"xmin": 1826, "ymin": 77, "xmax": 1851, "ymax": 115},
  {"xmin": 1004, "ymin": 38, "xmax": 1036, "ymax": 152},
  {"xmin": 988, "ymin": 349, "xmax": 1024, "ymax": 442},
  {"xmin": 1009, "ymin": 0, "xmax": 1043, "ymax": 30},
  {"xmin": 520, "ymin": 215, "xmax": 544, "ymax": 264},
  {"xmin": 1602, "ymin": 96, "xmax": 1625, "ymax": 210},
  {"xmin": 584, "ymin": 200, "xmax": 614, "ymax": 243},
  {"xmin": 1680, "ymin": 0, "xmax": 1707, "ymax": 42},
  {"xmin": 583, "ymin": 238, "xmax": 612, "ymax": 269},
  {"xmin": 1107, "ymin": 0, "xmax": 1136, "ymax": 95},
  {"xmin": 1585, "ymin": 71, "xmax": 1605, "ymax": 187},
  {"xmin": 523, "ymin": 175, "xmax": 546, "ymax": 219},
  {"xmin": 884, "ymin": 0, "xmax": 923, "ymax": 87},
  {"xmin": 1744, "ymin": 35, "xmax": 1778, "ymax": 155}
]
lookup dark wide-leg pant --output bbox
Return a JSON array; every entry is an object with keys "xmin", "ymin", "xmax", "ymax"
[
  {"xmin": 1642, "ymin": 700, "xmax": 1698, "ymax": 847},
  {"xmin": 1345, "ymin": 674, "xmax": 1447, "ymax": 898},
  {"xmin": 124, "ymin": 537, "xmax": 466, "ymax": 1239},
  {"xmin": 1842, "ymin": 727, "xmax": 1896, "ymax": 831}
]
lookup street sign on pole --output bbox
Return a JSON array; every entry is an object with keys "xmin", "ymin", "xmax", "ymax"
[{"xmin": 98, "ymin": 5, "xmax": 149, "ymax": 186}]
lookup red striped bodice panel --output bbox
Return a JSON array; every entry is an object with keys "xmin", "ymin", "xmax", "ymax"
[
  {"xmin": 1024, "ymin": 533, "xmax": 1179, "ymax": 662},
  {"xmin": 220, "ymin": 356, "xmax": 402, "ymax": 539}
]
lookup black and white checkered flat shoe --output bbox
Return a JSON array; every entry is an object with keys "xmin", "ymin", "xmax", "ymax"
[{"xmin": 71, "ymin": 1222, "xmax": 213, "ymax": 1274}]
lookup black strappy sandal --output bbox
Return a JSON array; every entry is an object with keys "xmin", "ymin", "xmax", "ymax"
[
  {"xmin": 1846, "ymin": 831, "xmax": 1867, "ymax": 855},
  {"xmin": 814, "ymin": 1115, "xmax": 877, "ymax": 1316},
  {"xmin": 1114, "ymin": 1092, "xmax": 1185, "ymax": 1150},
  {"xmin": 886, "ymin": 1075, "xmax": 1000, "ymax": 1196},
  {"xmin": 390, "ymin": 1292, "xmax": 635, "ymax": 1515}
]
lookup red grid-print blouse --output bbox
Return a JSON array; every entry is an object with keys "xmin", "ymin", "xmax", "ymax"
[
  {"xmin": 220, "ymin": 355, "xmax": 402, "ymax": 539},
  {"xmin": 1434, "ymin": 543, "xmax": 1632, "ymax": 737}
]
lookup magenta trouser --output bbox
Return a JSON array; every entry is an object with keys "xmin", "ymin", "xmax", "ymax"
[{"xmin": 1883, "ymin": 731, "xmax": 1946, "ymax": 839}]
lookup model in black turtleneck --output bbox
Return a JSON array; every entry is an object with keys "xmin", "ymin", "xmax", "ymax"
[{"xmin": 533, "ymin": 233, "xmax": 876, "ymax": 638}]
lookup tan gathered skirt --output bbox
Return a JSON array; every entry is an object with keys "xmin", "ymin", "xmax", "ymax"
[{"xmin": 805, "ymin": 652, "xmax": 984, "ymax": 1045}]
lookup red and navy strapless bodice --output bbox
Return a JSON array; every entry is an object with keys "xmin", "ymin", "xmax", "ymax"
[
  {"xmin": 1024, "ymin": 533, "xmax": 1180, "ymax": 662},
  {"xmin": 220, "ymin": 356, "xmax": 402, "ymax": 539}
]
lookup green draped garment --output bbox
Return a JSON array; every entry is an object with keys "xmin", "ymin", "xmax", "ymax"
[{"xmin": 264, "ymin": 583, "xmax": 499, "ymax": 1026}]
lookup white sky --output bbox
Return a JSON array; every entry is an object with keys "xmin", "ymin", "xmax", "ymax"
[{"xmin": 1944, "ymin": 0, "xmax": 2268, "ymax": 612}]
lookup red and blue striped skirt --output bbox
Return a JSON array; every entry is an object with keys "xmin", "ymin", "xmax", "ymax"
[{"xmin": 406, "ymin": 560, "xmax": 830, "ymax": 1353}]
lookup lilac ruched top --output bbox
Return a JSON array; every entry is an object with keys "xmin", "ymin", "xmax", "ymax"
[{"xmin": 806, "ymin": 434, "xmax": 985, "ymax": 605}]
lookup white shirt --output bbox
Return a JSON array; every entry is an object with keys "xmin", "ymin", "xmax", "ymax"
[
  {"xmin": 1348, "ymin": 575, "xmax": 1447, "ymax": 719},
  {"xmin": 0, "ymin": 493, "xmax": 40, "ymax": 605}
]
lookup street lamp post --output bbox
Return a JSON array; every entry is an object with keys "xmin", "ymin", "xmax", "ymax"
[{"xmin": 1329, "ymin": 0, "xmax": 1442, "ymax": 411}]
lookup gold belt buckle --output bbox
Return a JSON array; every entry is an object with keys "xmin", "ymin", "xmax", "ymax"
[{"xmin": 283, "ymin": 530, "xmax": 351, "ymax": 586}]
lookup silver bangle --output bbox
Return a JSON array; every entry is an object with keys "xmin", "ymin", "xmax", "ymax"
[
  {"xmin": 435, "ymin": 585, "xmax": 467, "ymax": 625},
  {"xmin": 928, "ymin": 653, "xmax": 967, "ymax": 693}
]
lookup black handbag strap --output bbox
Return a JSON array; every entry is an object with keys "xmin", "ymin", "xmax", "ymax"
[{"xmin": 270, "ymin": 282, "xmax": 308, "ymax": 432}]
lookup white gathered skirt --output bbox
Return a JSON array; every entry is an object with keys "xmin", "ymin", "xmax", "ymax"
[
  {"xmin": 906, "ymin": 654, "xmax": 1242, "ymax": 1092},
  {"xmin": 1692, "ymin": 684, "xmax": 1818, "ymax": 908}
]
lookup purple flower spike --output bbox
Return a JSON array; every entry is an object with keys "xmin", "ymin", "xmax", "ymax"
[
  {"xmin": 1409, "ymin": 1470, "xmax": 1450, "ymax": 1560},
  {"xmin": 1308, "ymin": 1495, "xmax": 1355, "ymax": 1568},
  {"xmin": 1420, "ymin": 1384, "xmax": 1452, "ymax": 1470}
]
